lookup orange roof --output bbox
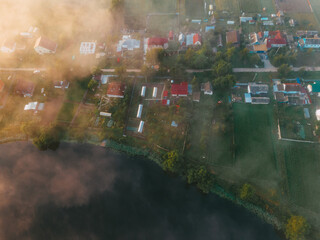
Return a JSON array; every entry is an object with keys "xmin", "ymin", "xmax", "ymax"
[
  {"xmin": 107, "ymin": 82, "xmax": 125, "ymax": 97},
  {"xmin": 253, "ymin": 44, "xmax": 267, "ymax": 52}
]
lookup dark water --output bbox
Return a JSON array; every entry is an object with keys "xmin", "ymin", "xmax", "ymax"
[{"xmin": 0, "ymin": 142, "xmax": 282, "ymax": 240}]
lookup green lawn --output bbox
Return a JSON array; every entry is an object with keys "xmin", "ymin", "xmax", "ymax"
[
  {"xmin": 66, "ymin": 78, "xmax": 90, "ymax": 102},
  {"xmin": 215, "ymin": 0, "xmax": 240, "ymax": 14},
  {"xmin": 233, "ymin": 104, "xmax": 280, "ymax": 191},
  {"xmin": 280, "ymin": 141, "xmax": 320, "ymax": 213},
  {"xmin": 57, "ymin": 102, "xmax": 76, "ymax": 122},
  {"xmin": 239, "ymin": 0, "xmax": 261, "ymax": 13},
  {"xmin": 259, "ymin": 0, "xmax": 276, "ymax": 14}
]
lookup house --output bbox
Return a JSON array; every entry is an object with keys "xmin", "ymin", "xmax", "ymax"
[
  {"xmin": 168, "ymin": 31, "xmax": 174, "ymax": 41},
  {"xmin": 251, "ymin": 44, "xmax": 268, "ymax": 53},
  {"xmin": 106, "ymin": 82, "xmax": 125, "ymax": 98},
  {"xmin": 1, "ymin": 39, "xmax": 16, "ymax": 53},
  {"xmin": 289, "ymin": 19, "xmax": 295, "ymax": 27},
  {"xmin": 54, "ymin": 81, "xmax": 69, "ymax": 89},
  {"xmin": 217, "ymin": 34, "xmax": 223, "ymax": 47},
  {"xmin": 34, "ymin": 37, "xmax": 57, "ymax": 54},
  {"xmin": 0, "ymin": 80, "xmax": 4, "ymax": 92},
  {"xmin": 249, "ymin": 33, "xmax": 259, "ymax": 45},
  {"xmin": 193, "ymin": 92, "xmax": 200, "ymax": 102},
  {"xmin": 186, "ymin": 33, "xmax": 202, "ymax": 46},
  {"xmin": 136, "ymin": 104, "xmax": 143, "ymax": 118},
  {"xmin": 263, "ymin": 21, "xmax": 274, "ymax": 26},
  {"xmin": 117, "ymin": 36, "xmax": 140, "ymax": 52},
  {"xmin": 15, "ymin": 80, "xmax": 35, "ymax": 97},
  {"xmin": 240, "ymin": 17, "xmax": 253, "ymax": 23},
  {"xmin": 273, "ymin": 83, "xmax": 311, "ymax": 105},
  {"xmin": 248, "ymin": 83, "xmax": 268, "ymax": 95},
  {"xmin": 171, "ymin": 82, "xmax": 188, "ymax": 97},
  {"xmin": 265, "ymin": 31, "xmax": 287, "ymax": 49},
  {"xmin": 80, "ymin": 42, "xmax": 96, "ymax": 55},
  {"xmin": 147, "ymin": 37, "xmax": 168, "ymax": 50},
  {"xmin": 201, "ymin": 81, "xmax": 213, "ymax": 95},
  {"xmin": 24, "ymin": 102, "xmax": 44, "ymax": 111},
  {"xmin": 205, "ymin": 26, "xmax": 215, "ymax": 32},
  {"xmin": 277, "ymin": 10, "xmax": 284, "ymax": 17},
  {"xmin": 316, "ymin": 109, "xmax": 320, "ymax": 121},
  {"xmin": 307, "ymin": 82, "xmax": 320, "ymax": 96},
  {"xmin": 138, "ymin": 121, "xmax": 144, "ymax": 133},
  {"xmin": 226, "ymin": 30, "xmax": 240, "ymax": 47},
  {"xmin": 298, "ymin": 38, "xmax": 320, "ymax": 49},
  {"xmin": 251, "ymin": 97, "xmax": 270, "ymax": 104}
]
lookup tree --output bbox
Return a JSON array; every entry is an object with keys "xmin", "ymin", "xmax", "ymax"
[
  {"xmin": 162, "ymin": 151, "xmax": 182, "ymax": 173},
  {"xmin": 213, "ymin": 74, "xmax": 236, "ymax": 90},
  {"xmin": 285, "ymin": 216, "xmax": 309, "ymax": 240},
  {"xmin": 146, "ymin": 48, "xmax": 165, "ymax": 66},
  {"xmin": 115, "ymin": 66, "xmax": 127, "ymax": 80},
  {"xmin": 111, "ymin": 0, "xmax": 124, "ymax": 11},
  {"xmin": 186, "ymin": 166, "xmax": 215, "ymax": 193},
  {"xmin": 33, "ymin": 127, "xmax": 61, "ymax": 151},
  {"xmin": 278, "ymin": 64, "xmax": 292, "ymax": 78},
  {"xmin": 239, "ymin": 183, "xmax": 256, "ymax": 202},
  {"xmin": 191, "ymin": 76, "xmax": 198, "ymax": 91},
  {"xmin": 213, "ymin": 60, "xmax": 232, "ymax": 77},
  {"xmin": 88, "ymin": 79, "xmax": 98, "ymax": 91},
  {"xmin": 240, "ymin": 48, "xmax": 249, "ymax": 61},
  {"xmin": 226, "ymin": 47, "xmax": 236, "ymax": 61}
]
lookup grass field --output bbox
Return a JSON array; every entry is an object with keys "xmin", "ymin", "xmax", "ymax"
[
  {"xmin": 57, "ymin": 102, "xmax": 76, "ymax": 122},
  {"xmin": 215, "ymin": 0, "xmax": 240, "ymax": 14},
  {"xmin": 310, "ymin": 0, "xmax": 320, "ymax": 24},
  {"xmin": 66, "ymin": 78, "xmax": 90, "ymax": 102},
  {"xmin": 233, "ymin": 104, "xmax": 280, "ymax": 191},
  {"xmin": 280, "ymin": 141, "xmax": 320, "ymax": 213},
  {"xmin": 259, "ymin": 0, "xmax": 276, "ymax": 14},
  {"xmin": 288, "ymin": 13, "xmax": 319, "ymax": 30},
  {"xmin": 239, "ymin": 0, "xmax": 261, "ymax": 13}
]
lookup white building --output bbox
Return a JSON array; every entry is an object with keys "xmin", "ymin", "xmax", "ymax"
[
  {"xmin": 137, "ymin": 104, "xmax": 143, "ymax": 118},
  {"xmin": 80, "ymin": 42, "xmax": 96, "ymax": 55},
  {"xmin": 141, "ymin": 86, "xmax": 146, "ymax": 97},
  {"xmin": 34, "ymin": 37, "xmax": 57, "ymax": 55},
  {"xmin": 117, "ymin": 35, "xmax": 140, "ymax": 52},
  {"xmin": 24, "ymin": 102, "xmax": 44, "ymax": 111},
  {"xmin": 316, "ymin": 109, "xmax": 320, "ymax": 121},
  {"xmin": 152, "ymin": 87, "xmax": 158, "ymax": 98},
  {"xmin": 138, "ymin": 121, "xmax": 144, "ymax": 133},
  {"xmin": 1, "ymin": 39, "xmax": 16, "ymax": 53}
]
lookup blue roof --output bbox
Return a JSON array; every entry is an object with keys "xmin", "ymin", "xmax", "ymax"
[
  {"xmin": 205, "ymin": 26, "xmax": 215, "ymax": 32},
  {"xmin": 245, "ymin": 93, "xmax": 252, "ymax": 103}
]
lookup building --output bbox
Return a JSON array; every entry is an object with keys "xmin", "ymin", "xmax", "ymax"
[
  {"xmin": 273, "ymin": 83, "xmax": 311, "ymax": 105},
  {"xmin": 249, "ymin": 33, "xmax": 259, "ymax": 45},
  {"xmin": 201, "ymin": 81, "xmax": 213, "ymax": 95},
  {"xmin": 136, "ymin": 104, "xmax": 143, "ymax": 118},
  {"xmin": 0, "ymin": 80, "xmax": 4, "ymax": 92},
  {"xmin": 168, "ymin": 31, "xmax": 174, "ymax": 41},
  {"xmin": 316, "ymin": 109, "xmax": 320, "ymax": 121},
  {"xmin": 193, "ymin": 92, "xmax": 200, "ymax": 102},
  {"xmin": 289, "ymin": 19, "xmax": 295, "ymax": 27},
  {"xmin": 106, "ymin": 82, "xmax": 125, "ymax": 98},
  {"xmin": 138, "ymin": 121, "xmax": 144, "ymax": 133},
  {"xmin": 147, "ymin": 37, "xmax": 168, "ymax": 49},
  {"xmin": 240, "ymin": 16, "xmax": 253, "ymax": 23},
  {"xmin": 80, "ymin": 42, "xmax": 96, "ymax": 55},
  {"xmin": 171, "ymin": 82, "xmax": 188, "ymax": 97},
  {"xmin": 251, "ymin": 44, "xmax": 268, "ymax": 53},
  {"xmin": 251, "ymin": 97, "xmax": 270, "ymax": 104},
  {"xmin": 265, "ymin": 31, "xmax": 287, "ymax": 49},
  {"xmin": 24, "ymin": 102, "xmax": 44, "ymax": 111},
  {"xmin": 205, "ymin": 26, "xmax": 215, "ymax": 32},
  {"xmin": 298, "ymin": 38, "xmax": 320, "ymax": 49},
  {"xmin": 152, "ymin": 87, "xmax": 158, "ymax": 98},
  {"xmin": 307, "ymin": 82, "xmax": 320, "ymax": 96},
  {"xmin": 141, "ymin": 86, "xmax": 146, "ymax": 97},
  {"xmin": 34, "ymin": 37, "xmax": 57, "ymax": 54},
  {"xmin": 1, "ymin": 39, "xmax": 16, "ymax": 53},
  {"xmin": 117, "ymin": 35, "xmax": 140, "ymax": 52},
  {"xmin": 54, "ymin": 81, "xmax": 69, "ymax": 89},
  {"xmin": 248, "ymin": 83, "xmax": 268, "ymax": 95},
  {"xmin": 226, "ymin": 31, "xmax": 240, "ymax": 47},
  {"xmin": 217, "ymin": 34, "xmax": 223, "ymax": 47},
  {"xmin": 186, "ymin": 33, "xmax": 202, "ymax": 46},
  {"xmin": 15, "ymin": 80, "xmax": 35, "ymax": 97}
]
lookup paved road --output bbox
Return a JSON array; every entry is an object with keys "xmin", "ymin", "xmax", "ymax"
[
  {"xmin": 233, "ymin": 67, "xmax": 320, "ymax": 73},
  {"xmin": 0, "ymin": 68, "xmax": 47, "ymax": 72}
]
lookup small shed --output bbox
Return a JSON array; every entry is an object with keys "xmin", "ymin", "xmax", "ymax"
[
  {"xmin": 138, "ymin": 121, "xmax": 144, "ymax": 133},
  {"xmin": 137, "ymin": 104, "xmax": 143, "ymax": 118},
  {"xmin": 244, "ymin": 93, "xmax": 252, "ymax": 103},
  {"xmin": 152, "ymin": 87, "xmax": 158, "ymax": 98},
  {"xmin": 141, "ymin": 86, "xmax": 146, "ymax": 97}
]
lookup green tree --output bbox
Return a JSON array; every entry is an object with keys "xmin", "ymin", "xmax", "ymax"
[
  {"xmin": 146, "ymin": 48, "xmax": 165, "ymax": 66},
  {"xmin": 285, "ymin": 216, "xmax": 309, "ymax": 240},
  {"xmin": 213, "ymin": 60, "xmax": 232, "ymax": 77},
  {"xmin": 240, "ymin": 48, "xmax": 249, "ymax": 61},
  {"xmin": 278, "ymin": 64, "xmax": 292, "ymax": 78},
  {"xmin": 111, "ymin": 0, "xmax": 124, "ymax": 11},
  {"xmin": 186, "ymin": 166, "xmax": 215, "ymax": 193},
  {"xmin": 239, "ymin": 183, "xmax": 256, "ymax": 202},
  {"xmin": 213, "ymin": 74, "xmax": 236, "ymax": 90},
  {"xmin": 162, "ymin": 150, "xmax": 181, "ymax": 173},
  {"xmin": 88, "ymin": 79, "xmax": 98, "ymax": 91},
  {"xmin": 226, "ymin": 47, "xmax": 236, "ymax": 61},
  {"xmin": 33, "ymin": 127, "xmax": 61, "ymax": 151}
]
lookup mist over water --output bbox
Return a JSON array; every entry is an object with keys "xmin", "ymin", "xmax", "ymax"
[{"xmin": 0, "ymin": 142, "xmax": 282, "ymax": 240}]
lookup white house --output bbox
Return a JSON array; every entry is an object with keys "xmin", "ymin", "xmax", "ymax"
[
  {"xmin": 34, "ymin": 37, "xmax": 57, "ymax": 55},
  {"xmin": 138, "ymin": 121, "xmax": 144, "ymax": 133},
  {"xmin": 1, "ymin": 39, "xmax": 16, "ymax": 53},
  {"xmin": 141, "ymin": 86, "xmax": 146, "ymax": 97},
  {"xmin": 24, "ymin": 102, "xmax": 44, "ymax": 111},
  {"xmin": 137, "ymin": 104, "xmax": 143, "ymax": 118},
  {"xmin": 316, "ymin": 109, "xmax": 320, "ymax": 121},
  {"xmin": 80, "ymin": 42, "xmax": 96, "ymax": 55}
]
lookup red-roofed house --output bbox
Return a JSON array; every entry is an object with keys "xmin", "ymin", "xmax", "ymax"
[
  {"xmin": 34, "ymin": 36, "xmax": 57, "ymax": 55},
  {"xmin": 171, "ymin": 82, "xmax": 188, "ymax": 97},
  {"xmin": 168, "ymin": 31, "xmax": 174, "ymax": 41},
  {"xmin": 0, "ymin": 80, "xmax": 4, "ymax": 92},
  {"xmin": 265, "ymin": 31, "xmax": 287, "ymax": 49},
  {"xmin": 107, "ymin": 82, "xmax": 125, "ymax": 98},
  {"xmin": 15, "ymin": 80, "xmax": 35, "ymax": 97},
  {"xmin": 147, "ymin": 37, "xmax": 168, "ymax": 49},
  {"xmin": 193, "ymin": 34, "xmax": 202, "ymax": 45}
]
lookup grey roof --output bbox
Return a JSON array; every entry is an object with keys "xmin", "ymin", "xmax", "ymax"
[
  {"xmin": 251, "ymin": 97, "xmax": 270, "ymax": 104},
  {"xmin": 248, "ymin": 83, "xmax": 268, "ymax": 94}
]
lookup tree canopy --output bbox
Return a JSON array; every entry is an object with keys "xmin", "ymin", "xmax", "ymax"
[
  {"xmin": 162, "ymin": 151, "xmax": 182, "ymax": 173},
  {"xmin": 285, "ymin": 216, "xmax": 309, "ymax": 240}
]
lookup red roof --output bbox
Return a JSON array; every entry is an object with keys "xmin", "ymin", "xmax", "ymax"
[
  {"xmin": 107, "ymin": 82, "xmax": 125, "ymax": 97},
  {"xmin": 193, "ymin": 34, "xmax": 201, "ymax": 44},
  {"xmin": 266, "ymin": 38, "xmax": 287, "ymax": 49},
  {"xmin": 148, "ymin": 37, "xmax": 168, "ymax": 47},
  {"xmin": 163, "ymin": 90, "xmax": 168, "ymax": 98},
  {"xmin": 35, "ymin": 36, "xmax": 57, "ymax": 52},
  {"xmin": 171, "ymin": 82, "xmax": 188, "ymax": 96}
]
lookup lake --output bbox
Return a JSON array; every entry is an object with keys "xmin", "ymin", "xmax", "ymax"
[{"xmin": 0, "ymin": 142, "xmax": 282, "ymax": 240}]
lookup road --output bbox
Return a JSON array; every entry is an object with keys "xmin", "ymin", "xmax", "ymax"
[{"xmin": 0, "ymin": 68, "xmax": 47, "ymax": 72}]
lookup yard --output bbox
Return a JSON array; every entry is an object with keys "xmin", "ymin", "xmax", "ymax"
[
  {"xmin": 259, "ymin": 0, "xmax": 276, "ymax": 14},
  {"xmin": 239, "ymin": 0, "xmax": 261, "ymax": 13},
  {"xmin": 65, "ymin": 77, "xmax": 90, "ymax": 102},
  {"xmin": 233, "ymin": 103, "xmax": 280, "ymax": 193},
  {"xmin": 215, "ymin": 0, "xmax": 240, "ymax": 14},
  {"xmin": 56, "ymin": 102, "xmax": 76, "ymax": 123}
]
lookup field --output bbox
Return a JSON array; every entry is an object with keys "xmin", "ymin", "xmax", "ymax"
[
  {"xmin": 260, "ymin": 0, "xmax": 276, "ymax": 14},
  {"xmin": 310, "ymin": 0, "xmax": 320, "ymax": 24},
  {"xmin": 280, "ymin": 141, "xmax": 320, "ymax": 213},
  {"xmin": 57, "ymin": 102, "xmax": 76, "ymax": 122},
  {"xmin": 276, "ymin": 0, "xmax": 312, "ymax": 13},
  {"xmin": 233, "ymin": 104, "xmax": 280, "ymax": 192},
  {"xmin": 288, "ymin": 13, "xmax": 319, "ymax": 30},
  {"xmin": 239, "ymin": 0, "xmax": 261, "ymax": 13},
  {"xmin": 215, "ymin": 0, "xmax": 240, "ymax": 14}
]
